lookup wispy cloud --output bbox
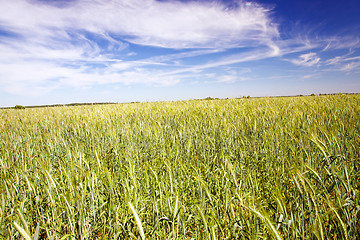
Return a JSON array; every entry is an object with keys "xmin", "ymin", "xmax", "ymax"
[
  {"xmin": 0, "ymin": 0, "xmax": 281, "ymax": 94},
  {"xmin": 0, "ymin": 0, "xmax": 279, "ymax": 49},
  {"xmin": 326, "ymin": 55, "xmax": 360, "ymax": 65},
  {"xmin": 289, "ymin": 52, "xmax": 320, "ymax": 66},
  {"xmin": 325, "ymin": 52, "xmax": 360, "ymax": 72},
  {"xmin": 160, "ymin": 45, "xmax": 281, "ymax": 76},
  {"xmin": 340, "ymin": 62, "xmax": 360, "ymax": 72},
  {"xmin": 322, "ymin": 36, "xmax": 360, "ymax": 51}
]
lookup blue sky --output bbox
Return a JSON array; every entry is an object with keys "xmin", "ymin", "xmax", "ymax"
[{"xmin": 0, "ymin": 0, "xmax": 359, "ymax": 107}]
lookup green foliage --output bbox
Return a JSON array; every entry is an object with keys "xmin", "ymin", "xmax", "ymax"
[
  {"xmin": 14, "ymin": 105, "xmax": 25, "ymax": 109},
  {"xmin": 0, "ymin": 95, "xmax": 359, "ymax": 239},
  {"xmin": 203, "ymin": 97, "xmax": 219, "ymax": 100}
]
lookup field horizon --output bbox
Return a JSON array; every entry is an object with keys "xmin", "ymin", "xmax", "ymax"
[{"xmin": 2, "ymin": 92, "xmax": 359, "ymax": 110}]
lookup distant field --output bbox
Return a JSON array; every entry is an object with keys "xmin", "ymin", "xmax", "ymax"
[{"xmin": 0, "ymin": 95, "xmax": 359, "ymax": 239}]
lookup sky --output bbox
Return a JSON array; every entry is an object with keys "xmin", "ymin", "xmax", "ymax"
[{"xmin": 0, "ymin": 0, "xmax": 359, "ymax": 107}]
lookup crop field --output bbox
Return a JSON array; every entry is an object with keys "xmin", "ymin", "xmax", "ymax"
[{"xmin": 0, "ymin": 94, "xmax": 359, "ymax": 239}]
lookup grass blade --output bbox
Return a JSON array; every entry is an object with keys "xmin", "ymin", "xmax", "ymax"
[{"xmin": 128, "ymin": 202, "xmax": 145, "ymax": 240}]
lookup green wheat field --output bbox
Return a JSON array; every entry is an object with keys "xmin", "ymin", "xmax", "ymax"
[{"xmin": 0, "ymin": 94, "xmax": 359, "ymax": 239}]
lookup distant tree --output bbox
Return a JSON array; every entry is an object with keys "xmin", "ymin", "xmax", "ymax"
[{"xmin": 14, "ymin": 105, "xmax": 25, "ymax": 109}]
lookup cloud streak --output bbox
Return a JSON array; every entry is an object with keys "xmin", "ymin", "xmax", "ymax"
[
  {"xmin": 0, "ymin": 0, "xmax": 279, "ymax": 49},
  {"xmin": 289, "ymin": 52, "xmax": 320, "ymax": 67}
]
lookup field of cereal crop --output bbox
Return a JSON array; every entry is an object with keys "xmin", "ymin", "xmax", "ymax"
[{"xmin": 0, "ymin": 94, "xmax": 359, "ymax": 239}]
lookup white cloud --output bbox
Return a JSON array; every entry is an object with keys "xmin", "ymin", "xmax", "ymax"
[
  {"xmin": 0, "ymin": 60, "xmax": 181, "ymax": 95},
  {"xmin": 326, "ymin": 55, "xmax": 360, "ymax": 65},
  {"xmin": 218, "ymin": 74, "xmax": 249, "ymax": 83},
  {"xmin": 325, "ymin": 53, "xmax": 360, "ymax": 72},
  {"xmin": 217, "ymin": 69, "xmax": 250, "ymax": 83},
  {"xmin": 0, "ymin": 0, "xmax": 278, "ymax": 49},
  {"xmin": 0, "ymin": 0, "xmax": 282, "ymax": 95},
  {"xmin": 161, "ymin": 45, "xmax": 280, "ymax": 76},
  {"xmin": 290, "ymin": 52, "xmax": 320, "ymax": 66},
  {"xmin": 303, "ymin": 74, "xmax": 314, "ymax": 79},
  {"xmin": 322, "ymin": 36, "xmax": 360, "ymax": 51},
  {"xmin": 340, "ymin": 62, "xmax": 360, "ymax": 72},
  {"xmin": 218, "ymin": 75, "xmax": 237, "ymax": 83}
]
